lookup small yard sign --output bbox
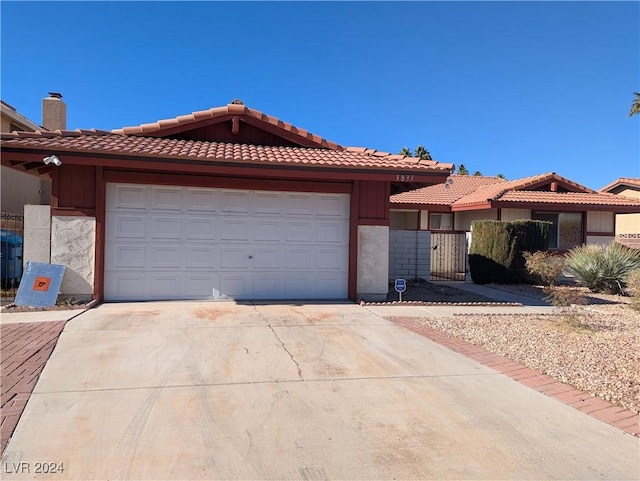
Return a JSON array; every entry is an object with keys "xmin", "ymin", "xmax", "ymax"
[
  {"xmin": 394, "ymin": 278, "xmax": 407, "ymax": 302},
  {"xmin": 15, "ymin": 262, "xmax": 66, "ymax": 307}
]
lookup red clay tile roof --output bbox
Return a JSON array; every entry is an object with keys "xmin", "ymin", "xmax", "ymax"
[
  {"xmin": 391, "ymin": 175, "xmax": 505, "ymax": 205},
  {"xmin": 112, "ymin": 101, "xmax": 344, "ymax": 150},
  {"xmin": 0, "ymin": 129, "xmax": 454, "ymax": 173},
  {"xmin": 599, "ymin": 177, "xmax": 640, "ymax": 192},
  {"xmin": 392, "ymin": 172, "xmax": 640, "ymax": 211},
  {"xmin": 498, "ymin": 190, "xmax": 640, "ymax": 208}
]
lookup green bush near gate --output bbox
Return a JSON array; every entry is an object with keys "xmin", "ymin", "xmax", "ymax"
[{"xmin": 468, "ymin": 220, "xmax": 551, "ymax": 284}]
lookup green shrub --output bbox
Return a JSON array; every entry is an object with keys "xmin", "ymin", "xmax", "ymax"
[
  {"xmin": 566, "ymin": 242, "xmax": 640, "ymax": 294},
  {"xmin": 523, "ymin": 251, "xmax": 567, "ymax": 286},
  {"xmin": 468, "ymin": 220, "xmax": 551, "ymax": 284}
]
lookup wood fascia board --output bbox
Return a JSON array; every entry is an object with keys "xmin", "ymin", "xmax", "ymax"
[
  {"xmin": 451, "ymin": 202, "xmax": 493, "ymax": 211},
  {"xmin": 137, "ymin": 114, "xmax": 235, "ymax": 137},
  {"xmin": 496, "ymin": 200, "xmax": 640, "ymax": 213},
  {"xmin": 390, "ymin": 203, "xmax": 452, "ymax": 211}
]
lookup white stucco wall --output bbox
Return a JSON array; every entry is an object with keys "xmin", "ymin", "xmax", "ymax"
[
  {"xmin": 51, "ymin": 216, "xmax": 96, "ymax": 300},
  {"xmin": 587, "ymin": 211, "xmax": 614, "ymax": 234},
  {"xmin": 586, "ymin": 235, "xmax": 615, "ymax": 247},
  {"xmin": 23, "ymin": 205, "xmax": 51, "ymax": 266},
  {"xmin": 501, "ymin": 208, "xmax": 532, "ymax": 222},
  {"xmin": 357, "ymin": 225, "xmax": 389, "ymax": 300},
  {"xmin": 455, "ymin": 209, "xmax": 498, "ymax": 231}
]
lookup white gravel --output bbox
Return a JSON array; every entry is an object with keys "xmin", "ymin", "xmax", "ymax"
[{"xmin": 397, "ymin": 301, "xmax": 640, "ymax": 414}]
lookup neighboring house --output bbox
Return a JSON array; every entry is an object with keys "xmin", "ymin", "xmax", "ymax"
[
  {"xmin": 389, "ymin": 173, "xmax": 640, "ymax": 281},
  {"xmin": 598, "ymin": 178, "xmax": 640, "ymax": 248},
  {"xmin": 0, "ymin": 99, "xmax": 53, "ymax": 214},
  {"xmin": 0, "ymin": 100, "xmax": 453, "ymax": 302}
]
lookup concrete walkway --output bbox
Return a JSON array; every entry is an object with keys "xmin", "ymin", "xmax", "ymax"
[
  {"xmin": 2, "ymin": 301, "xmax": 637, "ymax": 480},
  {"xmin": 0, "ymin": 309, "xmax": 88, "ymax": 454}
]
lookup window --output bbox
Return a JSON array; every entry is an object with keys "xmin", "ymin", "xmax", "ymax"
[
  {"xmin": 430, "ymin": 213, "xmax": 453, "ymax": 231},
  {"xmin": 533, "ymin": 212, "xmax": 583, "ymax": 250}
]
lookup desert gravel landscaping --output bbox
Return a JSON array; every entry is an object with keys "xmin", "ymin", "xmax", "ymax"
[{"xmin": 389, "ymin": 283, "xmax": 640, "ymax": 415}]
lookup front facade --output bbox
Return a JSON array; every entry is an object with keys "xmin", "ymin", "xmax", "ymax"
[
  {"xmin": 1, "ymin": 101, "xmax": 453, "ymax": 301},
  {"xmin": 599, "ymin": 178, "xmax": 640, "ymax": 248},
  {"xmin": 389, "ymin": 173, "xmax": 640, "ymax": 281}
]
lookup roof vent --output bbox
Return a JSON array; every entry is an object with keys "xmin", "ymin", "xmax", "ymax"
[
  {"xmin": 48, "ymin": 92, "xmax": 63, "ymax": 99},
  {"xmin": 230, "ymin": 99, "xmax": 244, "ymax": 105}
]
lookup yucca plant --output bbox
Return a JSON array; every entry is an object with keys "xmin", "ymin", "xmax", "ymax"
[{"xmin": 566, "ymin": 242, "xmax": 640, "ymax": 294}]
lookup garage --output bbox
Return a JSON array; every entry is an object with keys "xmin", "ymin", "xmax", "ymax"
[{"xmin": 105, "ymin": 183, "xmax": 350, "ymax": 300}]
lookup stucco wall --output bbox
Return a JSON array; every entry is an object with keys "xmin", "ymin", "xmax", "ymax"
[
  {"xmin": 23, "ymin": 205, "xmax": 51, "ymax": 266},
  {"xmin": 616, "ymin": 214, "xmax": 640, "ymax": 235},
  {"xmin": 501, "ymin": 208, "xmax": 532, "ymax": 222},
  {"xmin": 388, "ymin": 230, "xmax": 431, "ymax": 282},
  {"xmin": 51, "ymin": 216, "xmax": 95, "ymax": 300},
  {"xmin": 357, "ymin": 225, "xmax": 389, "ymax": 300},
  {"xmin": 455, "ymin": 209, "xmax": 498, "ymax": 231},
  {"xmin": 1, "ymin": 168, "xmax": 50, "ymax": 215},
  {"xmin": 586, "ymin": 235, "xmax": 615, "ymax": 247}
]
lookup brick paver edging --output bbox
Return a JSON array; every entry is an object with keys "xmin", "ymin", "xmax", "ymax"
[
  {"xmin": 1, "ymin": 320, "xmax": 67, "ymax": 454},
  {"xmin": 390, "ymin": 317, "xmax": 640, "ymax": 437}
]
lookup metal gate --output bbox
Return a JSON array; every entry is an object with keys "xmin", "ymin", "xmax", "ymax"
[
  {"xmin": 430, "ymin": 232, "xmax": 467, "ymax": 281},
  {"xmin": 1, "ymin": 212, "xmax": 24, "ymax": 304}
]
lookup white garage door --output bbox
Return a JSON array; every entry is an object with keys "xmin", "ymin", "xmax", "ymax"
[{"xmin": 105, "ymin": 183, "xmax": 350, "ymax": 301}]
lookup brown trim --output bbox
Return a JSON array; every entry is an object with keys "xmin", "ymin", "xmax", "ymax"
[
  {"xmin": 51, "ymin": 168, "xmax": 59, "ymax": 208},
  {"xmin": 391, "ymin": 203, "xmax": 452, "ymax": 212},
  {"xmin": 497, "ymin": 208, "xmax": 502, "ymax": 221},
  {"xmin": 1, "ymin": 150, "xmax": 451, "ymax": 183},
  {"xmin": 451, "ymin": 202, "xmax": 493, "ymax": 212},
  {"xmin": 143, "ymin": 114, "xmax": 235, "ymax": 137},
  {"xmin": 94, "ymin": 167, "xmax": 105, "ymax": 303},
  {"xmin": 50, "ymin": 208, "xmax": 95, "ymax": 217},
  {"xmin": 103, "ymin": 170, "xmax": 351, "ymax": 194},
  {"xmin": 348, "ymin": 181, "xmax": 360, "ymax": 300},
  {"xmin": 240, "ymin": 115, "xmax": 328, "ymax": 149},
  {"xmin": 492, "ymin": 201, "xmax": 640, "ymax": 213},
  {"xmin": 358, "ymin": 218, "xmax": 390, "ymax": 226},
  {"xmin": 582, "ymin": 211, "xmax": 587, "ymax": 245}
]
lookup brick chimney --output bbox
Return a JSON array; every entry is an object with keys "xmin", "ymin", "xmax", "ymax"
[{"xmin": 42, "ymin": 92, "xmax": 66, "ymax": 131}]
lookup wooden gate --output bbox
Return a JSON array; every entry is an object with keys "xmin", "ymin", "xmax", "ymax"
[{"xmin": 430, "ymin": 232, "xmax": 467, "ymax": 281}]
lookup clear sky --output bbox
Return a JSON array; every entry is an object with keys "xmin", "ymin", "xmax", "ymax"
[{"xmin": 1, "ymin": 1, "xmax": 638, "ymax": 190}]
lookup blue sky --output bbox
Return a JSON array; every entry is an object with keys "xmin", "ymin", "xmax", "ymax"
[{"xmin": 1, "ymin": 1, "xmax": 638, "ymax": 189}]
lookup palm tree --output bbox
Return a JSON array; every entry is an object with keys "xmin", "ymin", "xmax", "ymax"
[
  {"xmin": 473, "ymin": 171, "xmax": 482, "ymax": 176},
  {"xmin": 457, "ymin": 164, "xmax": 469, "ymax": 175},
  {"xmin": 629, "ymin": 92, "xmax": 640, "ymax": 118},
  {"xmin": 497, "ymin": 173, "xmax": 506, "ymax": 179},
  {"xmin": 398, "ymin": 145, "xmax": 432, "ymax": 160}
]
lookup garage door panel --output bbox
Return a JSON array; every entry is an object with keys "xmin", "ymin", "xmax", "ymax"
[
  {"xmin": 185, "ymin": 217, "xmax": 218, "ymax": 240},
  {"xmin": 286, "ymin": 221, "xmax": 315, "ymax": 242},
  {"xmin": 108, "ymin": 184, "xmax": 147, "ymax": 211},
  {"xmin": 285, "ymin": 193, "xmax": 314, "ymax": 216},
  {"xmin": 150, "ymin": 216, "xmax": 182, "ymax": 240},
  {"xmin": 253, "ymin": 274, "xmax": 284, "ymax": 298},
  {"xmin": 107, "ymin": 244, "xmax": 145, "ymax": 269},
  {"xmin": 186, "ymin": 189, "xmax": 218, "ymax": 212},
  {"xmin": 220, "ymin": 246, "xmax": 252, "ymax": 269},
  {"xmin": 105, "ymin": 183, "xmax": 349, "ymax": 300},
  {"xmin": 219, "ymin": 274, "xmax": 252, "ymax": 298},
  {"xmin": 220, "ymin": 218, "xmax": 250, "ymax": 241},
  {"xmin": 253, "ymin": 247, "xmax": 280, "ymax": 269},
  {"xmin": 151, "ymin": 187, "xmax": 183, "ymax": 211},
  {"xmin": 316, "ymin": 221, "xmax": 348, "ymax": 243},
  {"xmin": 317, "ymin": 194, "xmax": 349, "ymax": 218},
  {"xmin": 149, "ymin": 245, "xmax": 182, "ymax": 268},
  {"xmin": 107, "ymin": 272, "xmax": 146, "ymax": 299},
  {"xmin": 316, "ymin": 248, "xmax": 347, "ymax": 270},
  {"xmin": 221, "ymin": 190, "xmax": 251, "ymax": 213},
  {"xmin": 186, "ymin": 274, "xmax": 219, "ymax": 298},
  {"xmin": 186, "ymin": 246, "xmax": 218, "ymax": 269},
  {"xmin": 150, "ymin": 273, "xmax": 183, "ymax": 298},
  {"xmin": 253, "ymin": 192, "xmax": 283, "ymax": 216},
  {"xmin": 109, "ymin": 214, "xmax": 146, "ymax": 240},
  {"xmin": 253, "ymin": 219, "xmax": 282, "ymax": 242}
]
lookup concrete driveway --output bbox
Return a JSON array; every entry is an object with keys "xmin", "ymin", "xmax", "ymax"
[{"xmin": 1, "ymin": 302, "xmax": 638, "ymax": 480}]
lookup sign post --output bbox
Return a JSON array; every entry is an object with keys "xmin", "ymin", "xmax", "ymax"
[{"xmin": 394, "ymin": 278, "xmax": 407, "ymax": 302}]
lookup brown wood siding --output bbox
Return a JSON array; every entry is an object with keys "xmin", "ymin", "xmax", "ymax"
[
  {"xmin": 170, "ymin": 120, "xmax": 301, "ymax": 147},
  {"xmin": 358, "ymin": 181, "xmax": 390, "ymax": 225},
  {"xmin": 56, "ymin": 164, "xmax": 96, "ymax": 210}
]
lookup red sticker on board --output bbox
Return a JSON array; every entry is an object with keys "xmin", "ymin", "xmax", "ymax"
[{"xmin": 33, "ymin": 277, "xmax": 51, "ymax": 291}]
